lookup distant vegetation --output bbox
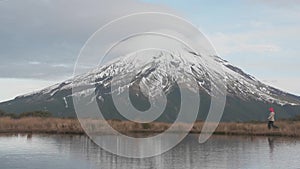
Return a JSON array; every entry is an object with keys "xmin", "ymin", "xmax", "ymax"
[
  {"xmin": 0, "ymin": 110, "xmax": 52, "ymax": 119},
  {"xmin": 280, "ymin": 115, "xmax": 300, "ymax": 121},
  {"xmin": 18, "ymin": 111, "xmax": 52, "ymax": 118},
  {"xmin": 0, "ymin": 109, "xmax": 6, "ymax": 117}
]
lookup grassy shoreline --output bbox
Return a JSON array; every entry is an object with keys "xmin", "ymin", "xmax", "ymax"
[{"xmin": 1, "ymin": 117, "xmax": 300, "ymax": 137}]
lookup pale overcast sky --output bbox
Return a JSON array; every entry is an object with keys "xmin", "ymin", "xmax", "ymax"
[{"xmin": 0, "ymin": 0, "xmax": 299, "ymax": 101}]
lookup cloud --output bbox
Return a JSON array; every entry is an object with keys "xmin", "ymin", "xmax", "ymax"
[
  {"xmin": 209, "ymin": 24, "xmax": 300, "ymax": 56},
  {"xmin": 0, "ymin": 78, "xmax": 57, "ymax": 102},
  {"xmin": 248, "ymin": 0, "xmax": 300, "ymax": 7},
  {"xmin": 210, "ymin": 32, "xmax": 281, "ymax": 56},
  {"xmin": 28, "ymin": 61, "xmax": 41, "ymax": 65},
  {"xmin": 262, "ymin": 77, "xmax": 300, "ymax": 96},
  {"xmin": 0, "ymin": 0, "xmax": 175, "ymax": 80},
  {"xmin": 51, "ymin": 64, "xmax": 70, "ymax": 68}
]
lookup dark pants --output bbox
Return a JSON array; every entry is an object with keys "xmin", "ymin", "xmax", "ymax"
[{"xmin": 268, "ymin": 121, "xmax": 279, "ymax": 129}]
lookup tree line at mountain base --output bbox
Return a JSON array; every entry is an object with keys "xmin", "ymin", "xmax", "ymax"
[{"xmin": 0, "ymin": 109, "xmax": 52, "ymax": 119}]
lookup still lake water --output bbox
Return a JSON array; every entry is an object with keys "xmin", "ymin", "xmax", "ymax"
[{"xmin": 0, "ymin": 134, "xmax": 300, "ymax": 169}]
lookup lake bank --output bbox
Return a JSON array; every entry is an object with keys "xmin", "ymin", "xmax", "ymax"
[{"xmin": 0, "ymin": 117, "xmax": 300, "ymax": 137}]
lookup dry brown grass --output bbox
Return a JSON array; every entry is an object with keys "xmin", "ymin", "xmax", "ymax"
[
  {"xmin": 1, "ymin": 117, "xmax": 300, "ymax": 137},
  {"xmin": 192, "ymin": 121, "xmax": 300, "ymax": 137},
  {"xmin": 0, "ymin": 117, "xmax": 83, "ymax": 134}
]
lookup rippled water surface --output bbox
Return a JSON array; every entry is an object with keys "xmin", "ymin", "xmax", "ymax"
[{"xmin": 0, "ymin": 134, "xmax": 300, "ymax": 169}]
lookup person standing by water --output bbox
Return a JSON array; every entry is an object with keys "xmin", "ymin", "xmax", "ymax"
[{"xmin": 268, "ymin": 107, "xmax": 279, "ymax": 129}]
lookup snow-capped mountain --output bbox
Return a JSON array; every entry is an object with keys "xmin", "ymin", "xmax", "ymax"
[{"xmin": 1, "ymin": 49, "xmax": 299, "ymax": 121}]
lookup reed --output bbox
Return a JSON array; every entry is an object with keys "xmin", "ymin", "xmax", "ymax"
[
  {"xmin": 1, "ymin": 117, "xmax": 300, "ymax": 137},
  {"xmin": 0, "ymin": 117, "xmax": 83, "ymax": 134}
]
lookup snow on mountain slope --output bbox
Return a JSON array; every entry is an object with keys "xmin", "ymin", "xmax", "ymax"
[{"xmin": 15, "ymin": 48, "xmax": 300, "ymax": 107}]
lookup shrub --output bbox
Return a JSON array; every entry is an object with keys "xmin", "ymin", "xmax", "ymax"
[
  {"xmin": 19, "ymin": 111, "xmax": 53, "ymax": 118},
  {"xmin": 141, "ymin": 123, "xmax": 151, "ymax": 130},
  {"xmin": 293, "ymin": 115, "xmax": 300, "ymax": 121},
  {"xmin": 6, "ymin": 113, "xmax": 19, "ymax": 119},
  {"xmin": 0, "ymin": 111, "xmax": 53, "ymax": 119},
  {"xmin": 0, "ymin": 109, "xmax": 6, "ymax": 117}
]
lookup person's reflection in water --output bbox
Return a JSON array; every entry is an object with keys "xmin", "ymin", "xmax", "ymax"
[
  {"xmin": 26, "ymin": 133, "xmax": 32, "ymax": 140},
  {"xmin": 267, "ymin": 137, "xmax": 275, "ymax": 157}
]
